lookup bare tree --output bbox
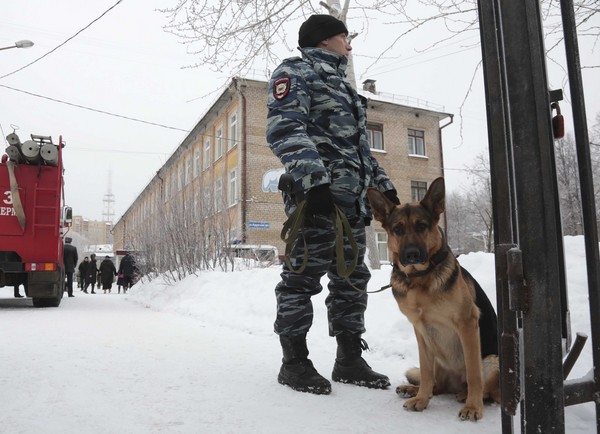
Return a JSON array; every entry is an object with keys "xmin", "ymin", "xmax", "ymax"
[
  {"xmin": 445, "ymin": 153, "xmax": 493, "ymax": 253},
  {"xmin": 592, "ymin": 113, "xmax": 600, "ymax": 144},
  {"xmin": 464, "ymin": 154, "xmax": 493, "ymax": 252},
  {"xmin": 555, "ymin": 134, "xmax": 584, "ymax": 235},
  {"xmin": 446, "ymin": 190, "xmax": 482, "ymax": 254},
  {"xmin": 160, "ymin": 0, "xmax": 598, "ymax": 153},
  {"xmin": 160, "ymin": 0, "xmax": 599, "ymax": 79},
  {"xmin": 127, "ymin": 172, "xmax": 239, "ymax": 281}
]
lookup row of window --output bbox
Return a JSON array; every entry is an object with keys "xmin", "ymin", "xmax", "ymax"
[
  {"xmin": 202, "ymin": 112, "xmax": 238, "ymax": 171},
  {"xmin": 126, "ymin": 111, "xmax": 239, "ymax": 225},
  {"xmin": 367, "ymin": 125, "xmax": 426, "ymax": 156},
  {"xmin": 165, "ymin": 120, "xmax": 418, "ymax": 203},
  {"xmin": 162, "ymin": 111, "xmax": 238, "ymax": 201},
  {"xmin": 214, "ymin": 168, "xmax": 239, "ymax": 211},
  {"xmin": 132, "ymin": 166, "xmax": 240, "ymax": 227}
]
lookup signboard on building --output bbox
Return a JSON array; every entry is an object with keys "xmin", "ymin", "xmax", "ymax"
[{"xmin": 248, "ymin": 221, "xmax": 270, "ymax": 229}]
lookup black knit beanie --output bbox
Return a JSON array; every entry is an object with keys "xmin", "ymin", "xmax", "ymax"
[{"xmin": 298, "ymin": 14, "xmax": 348, "ymax": 48}]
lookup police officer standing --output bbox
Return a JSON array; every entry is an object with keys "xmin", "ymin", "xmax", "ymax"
[
  {"xmin": 63, "ymin": 237, "xmax": 78, "ymax": 297},
  {"xmin": 266, "ymin": 14, "xmax": 400, "ymax": 395}
]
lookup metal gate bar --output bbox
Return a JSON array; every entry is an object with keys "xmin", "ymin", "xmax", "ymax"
[
  {"xmin": 478, "ymin": 0, "xmax": 600, "ymax": 431},
  {"xmin": 476, "ymin": 0, "xmax": 519, "ymax": 432},
  {"xmin": 501, "ymin": 0, "xmax": 566, "ymax": 430},
  {"xmin": 478, "ymin": 0, "xmax": 575, "ymax": 432},
  {"xmin": 559, "ymin": 0, "xmax": 600, "ymax": 429}
]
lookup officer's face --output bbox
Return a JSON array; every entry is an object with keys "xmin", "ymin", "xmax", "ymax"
[{"xmin": 320, "ymin": 33, "xmax": 352, "ymax": 57}]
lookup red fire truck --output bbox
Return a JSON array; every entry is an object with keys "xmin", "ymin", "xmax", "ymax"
[{"xmin": 0, "ymin": 133, "xmax": 72, "ymax": 307}]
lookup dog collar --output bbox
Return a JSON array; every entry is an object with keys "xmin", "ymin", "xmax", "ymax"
[{"xmin": 392, "ymin": 248, "xmax": 450, "ymax": 284}]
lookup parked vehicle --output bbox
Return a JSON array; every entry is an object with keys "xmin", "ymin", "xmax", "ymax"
[
  {"xmin": 0, "ymin": 133, "xmax": 72, "ymax": 307},
  {"xmin": 228, "ymin": 244, "xmax": 279, "ymax": 264}
]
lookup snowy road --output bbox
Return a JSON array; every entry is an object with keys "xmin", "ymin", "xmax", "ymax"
[
  {"xmin": 0, "ymin": 268, "xmax": 595, "ymax": 434},
  {"xmin": 1, "ymin": 292, "xmax": 287, "ymax": 433}
]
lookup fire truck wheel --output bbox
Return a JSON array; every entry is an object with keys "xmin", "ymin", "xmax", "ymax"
[{"xmin": 32, "ymin": 296, "xmax": 62, "ymax": 308}]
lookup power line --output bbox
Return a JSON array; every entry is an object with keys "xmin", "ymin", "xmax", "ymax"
[
  {"xmin": 0, "ymin": 0, "xmax": 125, "ymax": 80},
  {"xmin": 0, "ymin": 0, "xmax": 189, "ymax": 138},
  {"xmin": 364, "ymin": 45, "xmax": 479, "ymax": 78},
  {"xmin": 0, "ymin": 83, "xmax": 189, "ymax": 132},
  {"xmin": 69, "ymin": 147, "xmax": 170, "ymax": 156}
]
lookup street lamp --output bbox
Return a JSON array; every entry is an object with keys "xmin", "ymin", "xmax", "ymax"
[{"xmin": 0, "ymin": 40, "xmax": 34, "ymax": 51}]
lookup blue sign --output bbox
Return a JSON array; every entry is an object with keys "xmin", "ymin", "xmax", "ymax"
[{"xmin": 248, "ymin": 221, "xmax": 270, "ymax": 229}]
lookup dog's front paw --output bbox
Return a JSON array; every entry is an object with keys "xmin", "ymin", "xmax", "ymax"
[
  {"xmin": 458, "ymin": 403, "xmax": 483, "ymax": 421},
  {"xmin": 396, "ymin": 384, "xmax": 419, "ymax": 397},
  {"xmin": 403, "ymin": 396, "xmax": 430, "ymax": 412},
  {"xmin": 455, "ymin": 390, "xmax": 468, "ymax": 402}
]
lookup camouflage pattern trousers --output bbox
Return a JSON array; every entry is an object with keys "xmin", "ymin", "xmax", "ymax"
[{"xmin": 274, "ymin": 214, "xmax": 370, "ymax": 337}]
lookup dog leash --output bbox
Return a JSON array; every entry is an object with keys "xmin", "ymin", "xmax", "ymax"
[
  {"xmin": 366, "ymin": 283, "xmax": 392, "ymax": 294},
  {"xmin": 280, "ymin": 201, "xmax": 399, "ymax": 294},
  {"xmin": 280, "ymin": 201, "xmax": 359, "ymax": 279}
]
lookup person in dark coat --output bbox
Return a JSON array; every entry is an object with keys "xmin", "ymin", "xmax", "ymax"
[
  {"xmin": 83, "ymin": 254, "xmax": 98, "ymax": 294},
  {"xmin": 117, "ymin": 252, "xmax": 137, "ymax": 294},
  {"xmin": 77, "ymin": 257, "xmax": 89, "ymax": 290},
  {"xmin": 99, "ymin": 256, "xmax": 117, "ymax": 294},
  {"xmin": 63, "ymin": 237, "xmax": 78, "ymax": 297}
]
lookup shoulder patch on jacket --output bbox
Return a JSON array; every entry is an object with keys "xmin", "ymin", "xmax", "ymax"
[{"xmin": 273, "ymin": 77, "xmax": 291, "ymax": 100}]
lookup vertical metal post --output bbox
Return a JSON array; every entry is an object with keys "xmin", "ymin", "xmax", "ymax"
[
  {"xmin": 560, "ymin": 0, "xmax": 600, "ymax": 429},
  {"xmin": 477, "ymin": 0, "xmax": 519, "ymax": 431},
  {"xmin": 498, "ymin": 0, "xmax": 566, "ymax": 432},
  {"xmin": 479, "ymin": 0, "xmax": 568, "ymax": 431},
  {"xmin": 479, "ymin": 0, "xmax": 599, "ymax": 431}
]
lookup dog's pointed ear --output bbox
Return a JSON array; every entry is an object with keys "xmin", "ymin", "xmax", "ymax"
[
  {"xmin": 420, "ymin": 177, "xmax": 445, "ymax": 217},
  {"xmin": 367, "ymin": 188, "xmax": 396, "ymax": 223}
]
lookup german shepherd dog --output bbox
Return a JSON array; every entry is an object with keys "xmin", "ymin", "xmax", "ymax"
[{"xmin": 366, "ymin": 177, "xmax": 500, "ymax": 421}]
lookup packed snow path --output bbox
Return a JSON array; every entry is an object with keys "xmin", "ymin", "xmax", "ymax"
[{"xmin": 1, "ymin": 256, "xmax": 595, "ymax": 434}]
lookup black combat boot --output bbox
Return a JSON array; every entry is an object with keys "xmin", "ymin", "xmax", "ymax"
[
  {"xmin": 331, "ymin": 333, "xmax": 390, "ymax": 389},
  {"xmin": 278, "ymin": 334, "xmax": 331, "ymax": 395}
]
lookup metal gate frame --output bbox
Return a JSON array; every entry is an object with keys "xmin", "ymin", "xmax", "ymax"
[{"xmin": 477, "ymin": 0, "xmax": 600, "ymax": 432}]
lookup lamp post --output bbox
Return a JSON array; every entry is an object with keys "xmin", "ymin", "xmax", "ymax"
[{"xmin": 0, "ymin": 40, "xmax": 34, "ymax": 51}]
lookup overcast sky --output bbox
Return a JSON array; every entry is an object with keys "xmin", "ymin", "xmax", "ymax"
[{"xmin": 1, "ymin": 1, "xmax": 598, "ymax": 221}]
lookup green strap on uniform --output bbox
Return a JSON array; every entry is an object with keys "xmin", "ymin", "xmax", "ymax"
[
  {"xmin": 280, "ymin": 201, "xmax": 309, "ymax": 274},
  {"xmin": 280, "ymin": 201, "xmax": 359, "ymax": 278},
  {"xmin": 333, "ymin": 206, "xmax": 358, "ymax": 278}
]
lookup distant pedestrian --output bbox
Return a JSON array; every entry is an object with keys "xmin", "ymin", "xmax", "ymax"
[
  {"xmin": 99, "ymin": 256, "xmax": 117, "ymax": 294},
  {"xmin": 78, "ymin": 257, "xmax": 89, "ymax": 290},
  {"xmin": 117, "ymin": 273, "xmax": 125, "ymax": 294},
  {"xmin": 63, "ymin": 237, "xmax": 78, "ymax": 297},
  {"xmin": 83, "ymin": 254, "xmax": 98, "ymax": 294},
  {"xmin": 117, "ymin": 252, "xmax": 137, "ymax": 294}
]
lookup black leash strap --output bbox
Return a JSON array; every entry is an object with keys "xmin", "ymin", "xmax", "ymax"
[
  {"xmin": 280, "ymin": 201, "xmax": 358, "ymax": 279},
  {"xmin": 367, "ymin": 283, "xmax": 392, "ymax": 294}
]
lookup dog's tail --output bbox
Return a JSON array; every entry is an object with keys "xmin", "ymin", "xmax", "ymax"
[{"xmin": 405, "ymin": 367, "xmax": 421, "ymax": 385}]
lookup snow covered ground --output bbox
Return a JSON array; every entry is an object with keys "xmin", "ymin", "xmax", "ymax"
[{"xmin": 0, "ymin": 236, "xmax": 596, "ymax": 433}]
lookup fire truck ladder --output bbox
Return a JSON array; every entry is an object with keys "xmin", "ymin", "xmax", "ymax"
[{"xmin": 32, "ymin": 177, "xmax": 60, "ymax": 236}]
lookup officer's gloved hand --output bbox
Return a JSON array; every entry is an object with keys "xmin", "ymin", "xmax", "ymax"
[
  {"xmin": 304, "ymin": 184, "xmax": 336, "ymax": 222},
  {"xmin": 383, "ymin": 189, "xmax": 400, "ymax": 205}
]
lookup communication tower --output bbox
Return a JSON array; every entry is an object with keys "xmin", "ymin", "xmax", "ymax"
[{"xmin": 102, "ymin": 170, "xmax": 115, "ymax": 223}]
